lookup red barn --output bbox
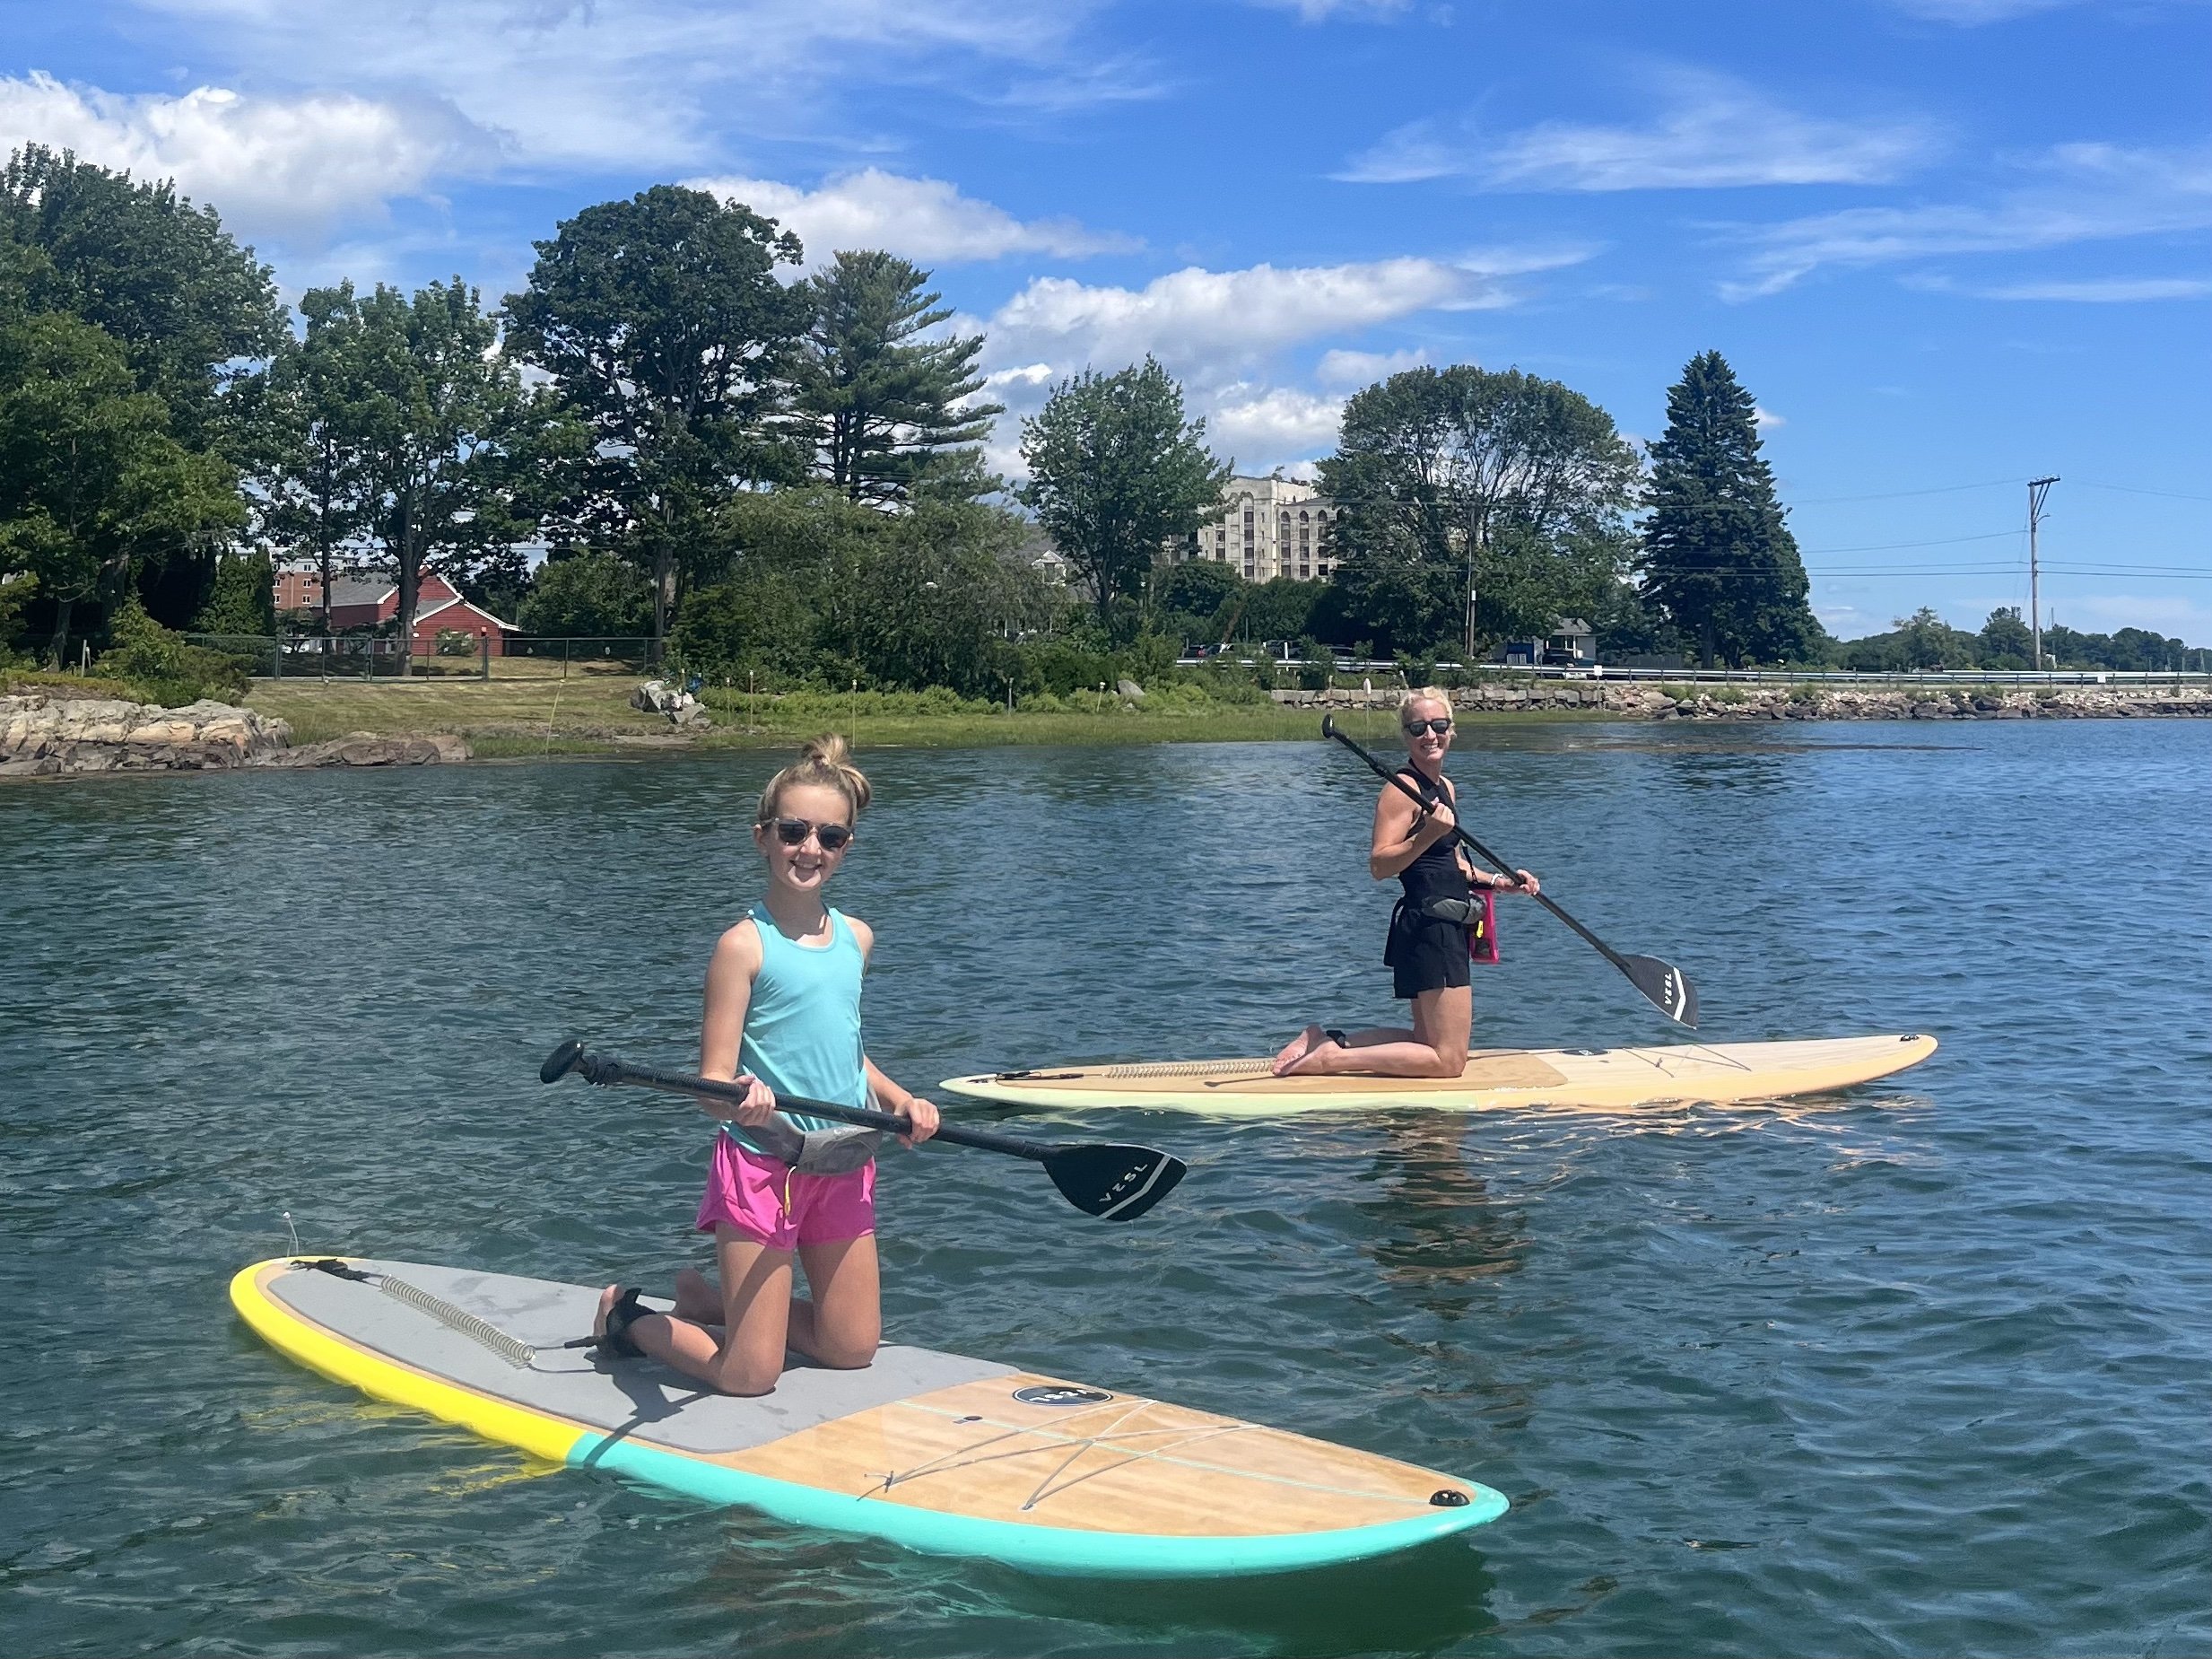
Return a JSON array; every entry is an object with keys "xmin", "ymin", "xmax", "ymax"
[{"xmin": 283, "ymin": 571, "xmax": 514, "ymax": 657}]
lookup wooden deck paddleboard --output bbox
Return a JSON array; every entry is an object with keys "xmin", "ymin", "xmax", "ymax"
[
  {"xmin": 231, "ymin": 1257, "xmax": 1505, "ymax": 1576},
  {"xmin": 942, "ymin": 1033, "xmax": 1938, "ymax": 1115}
]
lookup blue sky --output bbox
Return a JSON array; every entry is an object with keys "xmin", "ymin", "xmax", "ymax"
[{"xmin": 8, "ymin": 0, "xmax": 2208, "ymax": 642}]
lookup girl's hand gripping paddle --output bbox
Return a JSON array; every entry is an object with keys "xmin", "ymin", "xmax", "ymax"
[{"xmin": 540, "ymin": 1041, "xmax": 1187, "ymax": 1221}]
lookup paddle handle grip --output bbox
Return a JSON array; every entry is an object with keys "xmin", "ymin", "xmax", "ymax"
[{"xmin": 550, "ymin": 1046, "xmax": 1051, "ymax": 1162}]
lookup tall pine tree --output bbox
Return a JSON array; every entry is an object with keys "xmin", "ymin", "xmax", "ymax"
[
  {"xmin": 794, "ymin": 251, "xmax": 1001, "ymax": 504},
  {"xmin": 1639, "ymin": 351, "xmax": 1817, "ymax": 667}
]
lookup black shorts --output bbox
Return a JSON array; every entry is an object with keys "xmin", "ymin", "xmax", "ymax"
[{"xmin": 1384, "ymin": 906, "xmax": 1472, "ymax": 1000}]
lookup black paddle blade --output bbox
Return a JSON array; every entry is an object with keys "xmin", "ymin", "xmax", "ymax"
[
  {"xmin": 1621, "ymin": 954, "xmax": 1699, "ymax": 1027},
  {"xmin": 1041, "ymin": 1143, "xmax": 1187, "ymax": 1221},
  {"xmin": 539, "ymin": 1039, "xmax": 585, "ymax": 1084}
]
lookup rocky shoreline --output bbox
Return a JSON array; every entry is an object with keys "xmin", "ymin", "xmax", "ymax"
[
  {"xmin": 1, "ymin": 692, "xmax": 470, "ymax": 778},
  {"xmin": 1276, "ymin": 682, "xmax": 2212, "ymax": 720}
]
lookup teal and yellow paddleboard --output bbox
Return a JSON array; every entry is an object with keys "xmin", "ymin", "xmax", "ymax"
[{"xmin": 232, "ymin": 1257, "xmax": 1505, "ymax": 1576}]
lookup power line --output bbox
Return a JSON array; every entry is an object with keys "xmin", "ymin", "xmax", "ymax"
[
  {"xmin": 1789, "ymin": 479, "xmax": 2016, "ymax": 504},
  {"xmin": 1797, "ymin": 529, "xmax": 2023, "ymax": 554},
  {"xmin": 2075, "ymin": 481, "xmax": 2212, "ymax": 504}
]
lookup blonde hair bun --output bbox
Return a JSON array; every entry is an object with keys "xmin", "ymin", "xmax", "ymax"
[
  {"xmin": 757, "ymin": 733, "xmax": 872, "ymax": 824},
  {"xmin": 1399, "ymin": 685, "xmax": 1454, "ymax": 712}
]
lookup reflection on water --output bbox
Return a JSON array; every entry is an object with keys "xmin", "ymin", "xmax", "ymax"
[{"xmin": 2, "ymin": 720, "xmax": 2207, "ymax": 1658}]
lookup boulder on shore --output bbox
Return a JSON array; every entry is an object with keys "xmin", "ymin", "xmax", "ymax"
[
  {"xmin": 1, "ymin": 692, "xmax": 293, "ymax": 777},
  {"xmin": 0, "ymin": 692, "xmax": 475, "ymax": 778}
]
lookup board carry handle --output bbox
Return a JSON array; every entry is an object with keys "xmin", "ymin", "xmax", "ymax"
[{"xmin": 1320, "ymin": 713, "xmax": 1698, "ymax": 1026}]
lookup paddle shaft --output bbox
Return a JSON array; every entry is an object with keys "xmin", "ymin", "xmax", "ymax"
[
  {"xmin": 1325, "ymin": 718, "xmax": 1647, "ymax": 982},
  {"xmin": 579, "ymin": 1053, "xmax": 1056, "ymax": 1164}
]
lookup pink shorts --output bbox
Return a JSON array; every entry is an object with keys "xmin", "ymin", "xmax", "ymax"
[{"xmin": 694, "ymin": 1132, "xmax": 875, "ymax": 1252}]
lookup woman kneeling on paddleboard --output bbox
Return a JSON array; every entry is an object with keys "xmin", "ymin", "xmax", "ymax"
[
  {"xmin": 1275, "ymin": 689, "xmax": 1539, "ymax": 1079},
  {"xmin": 593, "ymin": 734, "xmax": 938, "ymax": 1394}
]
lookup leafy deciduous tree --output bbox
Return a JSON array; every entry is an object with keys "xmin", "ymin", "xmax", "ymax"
[
  {"xmin": 1322, "ymin": 366, "xmax": 1642, "ymax": 659},
  {"xmin": 1018, "ymin": 358, "xmax": 1229, "ymax": 633},
  {"xmin": 503, "ymin": 186, "xmax": 814, "ymax": 651},
  {"xmin": 0, "ymin": 144, "xmax": 286, "ymax": 455},
  {"xmin": 0, "ymin": 309, "xmax": 239, "ymax": 665}
]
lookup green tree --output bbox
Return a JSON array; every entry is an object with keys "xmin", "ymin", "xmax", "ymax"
[
  {"xmin": 1018, "ymin": 358, "xmax": 1230, "ymax": 633},
  {"xmin": 518, "ymin": 549, "xmax": 653, "ymax": 637},
  {"xmin": 1322, "ymin": 366, "xmax": 1642, "ymax": 659},
  {"xmin": 337, "ymin": 279, "xmax": 570, "ymax": 671},
  {"xmin": 193, "ymin": 547, "xmax": 276, "ymax": 636},
  {"xmin": 237, "ymin": 283, "xmax": 378, "ymax": 633},
  {"xmin": 0, "ymin": 309, "xmax": 239, "ymax": 665},
  {"xmin": 1978, "ymin": 606, "xmax": 2033, "ymax": 670},
  {"xmin": 1241, "ymin": 576, "xmax": 1326, "ymax": 644},
  {"xmin": 503, "ymin": 186, "xmax": 814, "ymax": 651},
  {"xmin": 1640, "ymin": 351, "xmax": 1817, "ymax": 667},
  {"xmin": 0, "ymin": 144, "xmax": 286, "ymax": 455},
  {"xmin": 1154, "ymin": 558, "xmax": 1246, "ymax": 645},
  {"xmin": 795, "ymin": 250, "xmax": 1001, "ymax": 505},
  {"xmin": 852, "ymin": 502, "xmax": 1048, "ymax": 695}
]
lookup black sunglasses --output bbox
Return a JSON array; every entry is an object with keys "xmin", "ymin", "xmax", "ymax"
[
  {"xmin": 764, "ymin": 816, "xmax": 853, "ymax": 851},
  {"xmin": 1402, "ymin": 717, "xmax": 1453, "ymax": 737}
]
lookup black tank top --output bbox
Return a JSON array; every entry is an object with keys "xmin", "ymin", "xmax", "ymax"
[{"xmin": 1395, "ymin": 767, "xmax": 1470, "ymax": 907}]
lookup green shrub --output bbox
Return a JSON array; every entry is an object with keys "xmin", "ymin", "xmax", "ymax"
[
  {"xmin": 434, "ymin": 629, "xmax": 476, "ymax": 657},
  {"xmin": 1788, "ymin": 683, "xmax": 1822, "ymax": 703},
  {"xmin": 94, "ymin": 592, "xmax": 248, "ymax": 705}
]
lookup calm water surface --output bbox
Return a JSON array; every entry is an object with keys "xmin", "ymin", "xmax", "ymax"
[{"xmin": 3, "ymin": 720, "xmax": 2208, "ymax": 1657}]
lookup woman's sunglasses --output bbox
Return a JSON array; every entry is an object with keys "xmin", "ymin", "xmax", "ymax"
[
  {"xmin": 1403, "ymin": 717, "xmax": 1454, "ymax": 737},
  {"xmin": 764, "ymin": 816, "xmax": 853, "ymax": 851}
]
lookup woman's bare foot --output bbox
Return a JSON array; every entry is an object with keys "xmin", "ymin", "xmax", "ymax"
[{"xmin": 1273, "ymin": 1024, "xmax": 1337, "ymax": 1077}]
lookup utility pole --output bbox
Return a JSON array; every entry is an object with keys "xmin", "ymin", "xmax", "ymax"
[{"xmin": 2027, "ymin": 476, "xmax": 2060, "ymax": 670}]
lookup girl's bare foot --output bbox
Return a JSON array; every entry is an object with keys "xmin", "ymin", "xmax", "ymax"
[
  {"xmin": 672, "ymin": 1267, "xmax": 719, "ymax": 1322},
  {"xmin": 593, "ymin": 1283, "xmax": 621, "ymax": 1343},
  {"xmin": 1273, "ymin": 1024, "xmax": 1335, "ymax": 1077}
]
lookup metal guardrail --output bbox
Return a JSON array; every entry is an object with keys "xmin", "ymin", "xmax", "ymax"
[{"xmin": 1180, "ymin": 656, "xmax": 2208, "ymax": 688}]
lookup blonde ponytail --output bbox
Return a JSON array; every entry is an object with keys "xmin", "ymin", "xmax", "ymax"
[{"xmin": 757, "ymin": 733, "xmax": 871, "ymax": 825}]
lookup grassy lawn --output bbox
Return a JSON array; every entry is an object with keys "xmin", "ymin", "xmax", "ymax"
[{"xmin": 239, "ymin": 673, "xmax": 1617, "ymax": 755}]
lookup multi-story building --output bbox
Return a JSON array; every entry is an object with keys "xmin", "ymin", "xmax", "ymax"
[{"xmin": 1171, "ymin": 474, "xmax": 1343, "ymax": 584}]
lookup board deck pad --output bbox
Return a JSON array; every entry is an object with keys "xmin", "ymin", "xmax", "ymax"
[
  {"xmin": 942, "ymin": 1034, "xmax": 1938, "ymax": 1115},
  {"xmin": 233, "ymin": 1258, "xmax": 1506, "ymax": 1576}
]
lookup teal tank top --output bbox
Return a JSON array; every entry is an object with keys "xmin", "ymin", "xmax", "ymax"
[{"xmin": 725, "ymin": 904, "xmax": 867, "ymax": 1155}]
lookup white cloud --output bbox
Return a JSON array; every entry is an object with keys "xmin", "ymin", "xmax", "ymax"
[
  {"xmin": 1341, "ymin": 72, "xmax": 1937, "ymax": 190},
  {"xmin": 1754, "ymin": 405, "xmax": 1786, "ymax": 428},
  {"xmin": 1887, "ymin": 0, "xmax": 2073, "ymax": 21},
  {"xmin": 1204, "ymin": 383, "xmax": 1346, "ymax": 463},
  {"xmin": 1248, "ymin": 0, "xmax": 1414, "ymax": 18},
  {"xmin": 982, "ymin": 249, "xmax": 1584, "ymax": 380},
  {"xmin": 1913, "ymin": 274, "xmax": 2212, "ymax": 302},
  {"xmin": 120, "ymin": 0, "xmax": 1113, "ymax": 173},
  {"xmin": 684, "ymin": 170, "xmax": 1130, "ymax": 266},
  {"xmin": 0, "ymin": 71, "xmax": 467, "ymax": 240},
  {"xmin": 1723, "ymin": 142, "xmax": 2212, "ymax": 298},
  {"xmin": 1317, "ymin": 346, "xmax": 1428, "ymax": 386}
]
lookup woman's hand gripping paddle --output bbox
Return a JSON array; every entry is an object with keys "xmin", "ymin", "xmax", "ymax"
[
  {"xmin": 540, "ymin": 1041, "xmax": 1188, "ymax": 1221},
  {"xmin": 1320, "ymin": 714, "xmax": 1700, "ymax": 1027}
]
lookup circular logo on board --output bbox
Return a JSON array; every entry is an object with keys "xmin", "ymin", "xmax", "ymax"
[{"xmin": 1014, "ymin": 1384, "xmax": 1112, "ymax": 1407}]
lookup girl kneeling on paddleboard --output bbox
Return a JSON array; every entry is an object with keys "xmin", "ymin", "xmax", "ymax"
[
  {"xmin": 593, "ymin": 734, "xmax": 938, "ymax": 1394},
  {"xmin": 1275, "ymin": 689, "xmax": 1539, "ymax": 1080}
]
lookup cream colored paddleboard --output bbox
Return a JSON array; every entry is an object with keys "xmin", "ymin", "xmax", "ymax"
[
  {"xmin": 943, "ymin": 1033, "xmax": 1937, "ymax": 1115},
  {"xmin": 232, "ymin": 1256, "xmax": 1504, "ymax": 1576}
]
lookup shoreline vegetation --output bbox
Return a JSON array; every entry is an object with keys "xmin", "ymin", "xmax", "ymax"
[{"xmin": 7, "ymin": 668, "xmax": 2208, "ymax": 778}]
